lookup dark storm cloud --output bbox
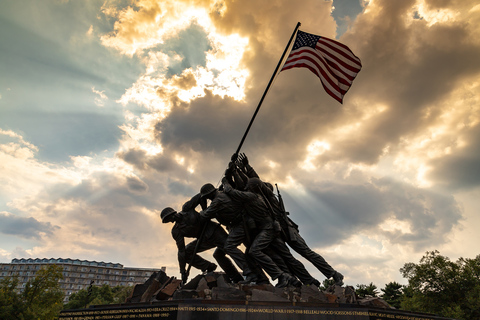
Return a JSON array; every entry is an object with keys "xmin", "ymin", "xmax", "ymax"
[
  {"xmin": 282, "ymin": 176, "xmax": 462, "ymax": 250},
  {"xmin": 167, "ymin": 180, "xmax": 196, "ymax": 197},
  {"xmin": 428, "ymin": 125, "xmax": 480, "ymax": 190},
  {"xmin": 0, "ymin": 212, "xmax": 59, "ymax": 240},
  {"xmin": 335, "ymin": 0, "xmax": 480, "ymax": 164},
  {"xmin": 117, "ymin": 147, "xmax": 198, "ymax": 186},
  {"xmin": 126, "ymin": 176, "xmax": 149, "ymax": 194},
  {"xmin": 156, "ymin": 90, "xmax": 251, "ymax": 155}
]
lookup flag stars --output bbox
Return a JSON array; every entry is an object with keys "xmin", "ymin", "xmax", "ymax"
[{"xmin": 292, "ymin": 30, "xmax": 321, "ymax": 50}]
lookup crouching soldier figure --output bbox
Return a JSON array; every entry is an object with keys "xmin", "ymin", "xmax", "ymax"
[{"xmin": 161, "ymin": 195, "xmax": 243, "ymax": 283}]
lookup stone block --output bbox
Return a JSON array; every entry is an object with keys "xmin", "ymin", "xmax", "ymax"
[
  {"xmin": 300, "ymin": 285, "xmax": 328, "ymax": 303},
  {"xmin": 196, "ymin": 278, "xmax": 209, "ymax": 291},
  {"xmin": 216, "ymin": 274, "xmax": 230, "ymax": 288},
  {"xmin": 325, "ymin": 293, "xmax": 338, "ymax": 303},
  {"xmin": 240, "ymin": 283, "xmax": 274, "ymax": 295},
  {"xmin": 205, "ymin": 275, "xmax": 217, "ymax": 288},
  {"xmin": 358, "ymin": 297, "xmax": 394, "ymax": 309},
  {"xmin": 212, "ymin": 287, "xmax": 246, "ymax": 300},
  {"xmin": 251, "ymin": 289, "xmax": 289, "ymax": 302},
  {"xmin": 172, "ymin": 289, "xmax": 198, "ymax": 300},
  {"xmin": 182, "ymin": 274, "xmax": 203, "ymax": 290},
  {"xmin": 156, "ymin": 279, "xmax": 182, "ymax": 300}
]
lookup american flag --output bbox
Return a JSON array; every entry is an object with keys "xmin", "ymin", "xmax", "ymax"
[{"xmin": 281, "ymin": 30, "xmax": 362, "ymax": 103}]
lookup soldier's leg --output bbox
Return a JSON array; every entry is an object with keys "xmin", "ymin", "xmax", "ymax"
[
  {"xmin": 210, "ymin": 227, "xmax": 243, "ymax": 282},
  {"xmin": 184, "ymin": 240, "xmax": 216, "ymax": 272},
  {"xmin": 248, "ymin": 227, "xmax": 283, "ymax": 280},
  {"xmin": 269, "ymin": 237, "xmax": 315, "ymax": 285},
  {"xmin": 287, "ymin": 230, "xmax": 336, "ymax": 278},
  {"xmin": 263, "ymin": 247, "xmax": 291, "ymax": 274},
  {"xmin": 223, "ymin": 225, "xmax": 252, "ymax": 275}
]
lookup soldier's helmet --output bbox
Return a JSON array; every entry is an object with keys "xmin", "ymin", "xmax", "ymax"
[
  {"xmin": 160, "ymin": 207, "xmax": 176, "ymax": 223},
  {"xmin": 200, "ymin": 183, "xmax": 216, "ymax": 198},
  {"xmin": 264, "ymin": 182, "xmax": 274, "ymax": 192},
  {"xmin": 246, "ymin": 177, "xmax": 263, "ymax": 193}
]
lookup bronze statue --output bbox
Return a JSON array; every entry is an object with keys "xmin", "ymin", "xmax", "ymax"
[
  {"xmin": 235, "ymin": 153, "xmax": 344, "ymax": 286},
  {"xmin": 160, "ymin": 194, "xmax": 242, "ymax": 284}
]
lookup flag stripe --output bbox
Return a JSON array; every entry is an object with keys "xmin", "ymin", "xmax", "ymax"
[
  {"xmin": 319, "ymin": 38, "xmax": 361, "ymax": 68},
  {"xmin": 281, "ymin": 30, "xmax": 362, "ymax": 103},
  {"xmin": 283, "ymin": 50, "xmax": 344, "ymax": 100},
  {"xmin": 317, "ymin": 44, "xmax": 361, "ymax": 79},
  {"xmin": 283, "ymin": 47, "xmax": 343, "ymax": 96},
  {"xmin": 317, "ymin": 40, "xmax": 361, "ymax": 74}
]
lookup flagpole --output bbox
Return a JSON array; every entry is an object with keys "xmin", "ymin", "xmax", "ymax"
[{"xmin": 233, "ymin": 22, "xmax": 301, "ymax": 157}]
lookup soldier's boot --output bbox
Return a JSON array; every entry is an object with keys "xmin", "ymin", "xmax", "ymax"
[
  {"xmin": 230, "ymin": 274, "xmax": 244, "ymax": 283},
  {"xmin": 238, "ymin": 272, "xmax": 258, "ymax": 284},
  {"xmin": 255, "ymin": 273, "xmax": 270, "ymax": 285},
  {"xmin": 289, "ymin": 276, "xmax": 302, "ymax": 287},
  {"xmin": 306, "ymin": 279, "xmax": 321, "ymax": 287},
  {"xmin": 275, "ymin": 273, "xmax": 293, "ymax": 288},
  {"xmin": 204, "ymin": 263, "xmax": 217, "ymax": 274},
  {"xmin": 333, "ymin": 271, "xmax": 344, "ymax": 286}
]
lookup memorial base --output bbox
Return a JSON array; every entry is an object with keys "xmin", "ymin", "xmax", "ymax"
[{"xmin": 60, "ymin": 300, "xmax": 455, "ymax": 320}]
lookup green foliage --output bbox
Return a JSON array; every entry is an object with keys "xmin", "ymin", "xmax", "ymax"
[
  {"xmin": 64, "ymin": 284, "xmax": 133, "ymax": 310},
  {"xmin": 0, "ymin": 277, "xmax": 24, "ymax": 319},
  {"xmin": 355, "ymin": 282, "xmax": 378, "ymax": 298},
  {"xmin": 0, "ymin": 265, "xmax": 64, "ymax": 320},
  {"xmin": 319, "ymin": 279, "xmax": 335, "ymax": 291},
  {"xmin": 381, "ymin": 281, "xmax": 404, "ymax": 309},
  {"xmin": 400, "ymin": 250, "xmax": 480, "ymax": 320}
]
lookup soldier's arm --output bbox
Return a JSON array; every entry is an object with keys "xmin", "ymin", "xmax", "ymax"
[
  {"xmin": 182, "ymin": 193, "xmax": 202, "ymax": 212},
  {"xmin": 222, "ymin": 177, "xmax": 256, "ymax": 203},
  {"xmin": 233, "ymin": 168, "xmax": 249, "ymax": 190},
  {"xmin": 199, "ymin": 199, "xmax": 220, "ymax": 220},
  {"xmin": 172, "ymin": 229, "xmax": 187, "ymax": 274},
  {"xmin": 237, "ymin": 153, "xmax": 259, "ymax": 179}
]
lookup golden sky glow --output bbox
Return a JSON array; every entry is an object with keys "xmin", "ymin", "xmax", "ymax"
[{"xmin": 1, "ymin": 0, "xmax": 480, "ymax": 289}]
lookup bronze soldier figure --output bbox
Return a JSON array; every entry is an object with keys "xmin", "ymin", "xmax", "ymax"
[
  {"xmin": 222, "ymin": 177, "xmax": 302, "ymax": 288},
  {"xmin": 161, "ymin": 193, "xmax": 242, "ymax": 283},
  {"xmin": 236, "ymin": 153, "xmax": 344, "ymax": 286},
  {"xmin": 199, "ymin": 183, "xmax": 270, "ymax": 285}
]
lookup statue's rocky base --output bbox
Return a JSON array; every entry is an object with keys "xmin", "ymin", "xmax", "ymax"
[{"xmin": 60, "ymin": 271, "xmax": 455, "ymax": 320}]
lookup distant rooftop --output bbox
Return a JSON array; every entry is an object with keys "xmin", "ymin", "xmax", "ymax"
[{"xmin": 10, "ymin": 258, "xmax": 123, "ymax": 268}]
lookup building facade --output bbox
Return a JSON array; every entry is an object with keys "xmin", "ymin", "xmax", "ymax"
[{"xmin": 0, "ymin": 258, "xmax": 166, "ymax": 302}]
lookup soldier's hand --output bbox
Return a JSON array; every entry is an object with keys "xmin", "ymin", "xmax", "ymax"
[
  {"xmin": 231, "ymin": 153, "xmax": 239, "ymax": 162},
  {"xmin": 239, "ymin": 153, "xmax": 249, "ymax": 166}
]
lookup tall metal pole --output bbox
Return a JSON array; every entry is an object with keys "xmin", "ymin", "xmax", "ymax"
[{"xmin": 234, "ymin": 22, "xmax": 301, "ymax": 157}]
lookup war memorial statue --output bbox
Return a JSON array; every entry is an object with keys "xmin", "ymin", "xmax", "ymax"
[
  {"xmin": 60, "ymin": 153, "xmax": 456, "ymax": 320},
  {"xmin": 60, "ymin": 24, "xmax": 457, "ymax": 320}
]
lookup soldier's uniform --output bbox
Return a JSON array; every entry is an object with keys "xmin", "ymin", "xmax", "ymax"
[
  {"xmin": 162, "ymin": 193, "xmax": 242, "ymax": 283},
  {"xmin": 239, "ymin": 158, "xmax": 344, "ymax": 286}
]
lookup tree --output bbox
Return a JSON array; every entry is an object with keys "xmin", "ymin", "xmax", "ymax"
[
  {"xmin": 0, "ymin": 277, "xmax": 24, "ymax": 319},
  {"xmin": 0, "ymin": 265, "xmax": 64, "ymax": 320},
  {"xmin": 319, "ymin": 279, "xmax": 336, "ymax": 291},
  {"xmin": 400, "ymin": 250, "xmax": 480, "ymax": 320},
  {"xmin": 355, "ymin": 282, "xmax": 378, "ymax": 298},
  {"xmin": 381, "ymin": 281, "xmax": 404, "ymax": 309},
  {"xmin": 64, "ymin": 284, "xmax": 133, "ymax": 310}
]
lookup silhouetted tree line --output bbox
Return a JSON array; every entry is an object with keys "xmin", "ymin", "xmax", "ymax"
[
  {"xmin": 1, "ymin": 251, "xmax": 479, "ymax": 319},
  {"xmin": 349, "ymin": 251, "xmax": 480, "ymax": 320}
]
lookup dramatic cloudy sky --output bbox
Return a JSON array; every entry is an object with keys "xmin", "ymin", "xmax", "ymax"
[{"xmin": 1, "ymin": 0, "xmax": 479, "ymax": 289}]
